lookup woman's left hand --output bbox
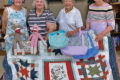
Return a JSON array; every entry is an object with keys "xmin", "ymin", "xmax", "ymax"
[
  {"xmin": 95, "ymin": 33, "xmax": 104, "ymax": 42},
  {"xmin": 66, "ymin": 31, "xmax": 76, "ymax": 37}
]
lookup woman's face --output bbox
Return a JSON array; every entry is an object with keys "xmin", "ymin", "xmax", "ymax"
[
  {"xmin": 35, "ymin": 0, "xmax": 44, "ymax": 10},
  {"xmin": 63, "ymin": 0, "xmax": 73, "ymax": 10},
  {"xmin": 12, "ymin": 0, "xmax": 23, "ymax": 7}
]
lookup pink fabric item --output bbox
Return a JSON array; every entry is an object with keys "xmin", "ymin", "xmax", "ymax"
[
  {"xmin": 30, "ymin": 24, "xmax": 41, "ymax": 31},
  {"xmin": 28, "ymin": 24, "xmax": 44, "ymax": 48}
]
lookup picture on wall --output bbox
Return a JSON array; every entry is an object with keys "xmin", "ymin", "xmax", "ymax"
[
  {"xmin": 4, "ymin": 0, "xmax": 12, "ymax": 5},
  {"xmin": 4, "ymin": 0, "xmax": 26, "ymax": 6}
]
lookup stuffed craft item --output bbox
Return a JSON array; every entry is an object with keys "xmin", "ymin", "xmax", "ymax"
[
  {"xmin": 28, "ymin": 24, "xmax": 47, "ymax": 54},
  {"xmin": 4, "ymin": 22, "xmax": 28, "ymax": 55}
]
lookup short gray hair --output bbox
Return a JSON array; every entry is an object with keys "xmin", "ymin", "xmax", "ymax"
[{"xmin": 32, "ymin": 0, "xmax": 48, "ymax": 9}]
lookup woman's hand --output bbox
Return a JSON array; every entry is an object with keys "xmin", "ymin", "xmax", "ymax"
[
  {"xmin": 95, "ymin": 33, "xmax": 104, "ymax": 42},
  {"xmin": 4, "ymin": 35, "xmax": 9, "ymax": 39},
  {"xmin": 27, "ymin": 40, "xmax": 31, "ymax": 44},
  {"xmin": 66, "ymin": 27, "xmax": 80, "ymax": 37},
  {"xmin": 45, "ymin": 34, "xmax": 48, "ymax": 40},
  {"xmin": 85, "ymin": 27, "xmax": 89, "ymax": 31},
  {"xmin": 66, "ymin": 31, "xmax": 76, "ymax": 37},
  {"xmin": 85, "ymin": 22, "xmax": 90, "ymax": 31},
  {"xmin": 95, "ymin": 26, "xmax": 113, "ymax": 42}
]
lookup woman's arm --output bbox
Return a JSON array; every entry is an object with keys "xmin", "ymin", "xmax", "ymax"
[
  {"xmin": 45, "ymin": 10, "xmax": 56, "ymax": 40},
  {"xmin": 2, "ymin": 8, "xmax": 8, "ymax": 34},
  {"xmin": 85, "ymin": 22, "xmax": 90, "ymax": 31},
  {"xmin": 85, "ymin": 5, "xmax": 91, "ymax": 31},
  {"xmin": 95, "ymin": 5, "xmax": 115, "ymax": 41},
  {"xmin": 66, "ymin": 9, "xmax": 83, "ymax": 37},
  {"xmin": 66, "ymin": 27, "xmax": 80, "ymax": 37},
  {"xmin": 45, "ymin": 22, "xmax": 56, "ymax": 40},
  {"xmin": 95, "ymin": 26, "xmax": 113, "ymax": 41}
]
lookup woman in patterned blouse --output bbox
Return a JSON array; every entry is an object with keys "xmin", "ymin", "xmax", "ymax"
[
  {"xmin": 2, "ymin": 0, "xmax": 28, "ymax": 79},
  {"xmin": 85, "ymin": 0, "xmax": 115, "ymax": 41}
]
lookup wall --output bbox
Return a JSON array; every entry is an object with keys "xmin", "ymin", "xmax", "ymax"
[
  {"xmin": 48, "ymin": 0, "xmax": 88, "ymax": 25},
  {"xmin": 0, "ymin": 0, "xmax": 88, "ymax": 25}
]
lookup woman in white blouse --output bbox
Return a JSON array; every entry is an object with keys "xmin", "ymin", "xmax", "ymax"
[{"xmin": 56, "ymin": 0, "xmax": 83, "ymax": 37}]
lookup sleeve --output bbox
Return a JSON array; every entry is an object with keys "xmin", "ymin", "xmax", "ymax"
[
  {"xmin": 105, "ymin": 5, "xmax": 115, "ymax": 29},
  {"xmin": 47, "ymin": 10, "xmax": 56, "ymax": 23},
  {"xmin": 75, "ymin": 9, "xmax": 83, "ymax": 28},
  {"xmin": 27, "ymin": 10, "xmax": 32, "ymax": 27},
  {"xmin": 86, "ymin": 12, "xmax": 91, "ymax": 23},
  {"xmin": 27, "ymin": 10, "xmax": 33, "ymax": 35},
  {"xmin": 86, "ymin": 6, "xmax": 91, "ymax": 23},
  {"xmin": 56, "ymin": 10, "xmax": 61, "ymax": 23}
]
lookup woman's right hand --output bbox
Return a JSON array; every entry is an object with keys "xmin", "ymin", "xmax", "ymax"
[
  {"xmin": 4, "ymin": 35, "xmax": 9, "ymax": 39},
  {"xmin": 85, "ymin": 22, "xmax": 90, "ymax": 31},
  {"xmin": 85, "ymin": 27, "xmax": 89, "ymax": 31},
  {"xmin": 66, "ymin": 31, "xmax": 76, "ymax": 37},
  {"xmin": 27, "ymin": 41, "xmax": 31, "ymax": 44}
]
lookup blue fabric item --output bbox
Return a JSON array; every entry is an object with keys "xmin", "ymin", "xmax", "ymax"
[
  {"xmin": 73, "ymin": 31, "xmax": 99, "ymax": 59},
  {"xmin": 2, "ymin": 43, "xmax": 13, "ymax": 80},
  {"xmin": 48, "ymin": 30, "xmax": 68, "ymax": 49},
  {"xmin": 108, "ymin": 37, "xmax": 120, "ymax": 80},
  {"xmin": 3, "ymin": 56, "xmax": 12, "ymax": 80},
  {"xmin": 115, "ymin": 37, "xmax": 119, "ymax": 47}
]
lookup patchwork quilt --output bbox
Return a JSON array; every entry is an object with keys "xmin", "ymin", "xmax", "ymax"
[{"xmin": 1, "ymin": 37, "xmax": 120, "ymax": 80}]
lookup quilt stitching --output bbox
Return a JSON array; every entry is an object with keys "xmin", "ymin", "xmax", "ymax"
[
  {"xmin": 76, "ymin": 54, "xmax": 109, "ymax": 80},
  {"xmin": 43, "ymin": 60, "xmax": 74, "ymax": 80},
  {"xmin": 12, "ymin": 59, "xmax": 38, "ymax": 80}
]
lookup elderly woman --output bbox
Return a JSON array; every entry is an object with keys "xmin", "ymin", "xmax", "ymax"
[
  {"xmin": 27, "ymin": 0, "xmax": 56, "ymax": 54},
  {"xmin": 28, "ymin": 0, "xmax": 56, "ymax": 40},
  {"xmin": 2, "ymin": 0, "xmax": 28, "ymax": 79},
  {"xmin": 56, "ymin": 0, "xmax": 83, "ymax": 38},
  {"xmin": 85, "ymin": 0, "xmax": 115, "ymax": 41}
]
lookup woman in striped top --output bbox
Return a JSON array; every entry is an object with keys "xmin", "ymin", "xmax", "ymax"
[
  {"xmin": 28, "ymin": 0, "xmax": 56, "ymax": 40},
  {"xmin": 85, "ymin": 0, "xmax": 115, "ymax": 41}
]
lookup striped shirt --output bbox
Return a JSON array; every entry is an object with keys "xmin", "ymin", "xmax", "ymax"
[
  {"xmin": 28, "ymin": 9, "xmax": 56, "ymax": 38},
  {"xmin": 86, "ymin": 3, "xmax": 115, "ymax": 34}
]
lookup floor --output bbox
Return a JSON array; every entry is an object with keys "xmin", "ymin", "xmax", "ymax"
[{"xmin": 0, "ymin": 52, "xmax": 120, "ymax": 77}]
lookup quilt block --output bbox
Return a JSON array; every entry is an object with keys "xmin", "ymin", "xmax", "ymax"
[
  {"xmin": 12, "ymin": 59, "xmax": 39, "ymax": 80},
  {"xmin": 44, "ymin": 60, "xmax": 74, "ymax": 80},
  {"xmin": 76, "ymin": 54, "xmax": 110, "ymax": 80}
]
